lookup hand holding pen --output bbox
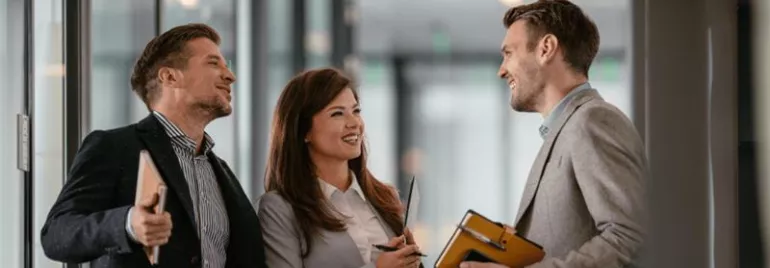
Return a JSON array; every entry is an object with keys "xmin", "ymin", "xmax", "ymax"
[{"xmin": 374, "ymin": 235, "xmax": 422, "ymax": 268}]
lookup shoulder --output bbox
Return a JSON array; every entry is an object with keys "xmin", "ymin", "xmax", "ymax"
[
  {"xmin": 83, "ymin": 123, "xmax": 140, "ymax": 144},
  {"xmin": 257, "ymin": 191, "xmax": 294, "ymax": 215},
  {"xmin": 571, "ymin": 99, "xmax": 631, "ymax": 126}
]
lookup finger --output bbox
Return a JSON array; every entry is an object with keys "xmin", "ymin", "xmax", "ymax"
[
  {"xmin": 142, "ymin": 214, "xmax": 170, "ymax": 226},
  {"xmin": 145, "ymin": 229, "xmax": 172, "ymax": 241},
  {"xmin": 396, "ymin": 245, "xmax": 419, "ymax": 257},
  {"xmin": 404, "ymin": 228, "xmax": 416, "ymax": 244},
  {"xmin": 386, "ymin": 235, "xmax": 405, "ymax": 247},
  {"xmin": 145, "ymin": 237, "xmax": 170, "ymax": 247},
  {"xmin": 459, "ymin": 261, "xmax": 480, "ymax": 268},
  {"xmin": 140, "ymin": 193, "xmax": 159, "ymax": 209},
  {"xmin": 143, "ymin": 224, "xmax": 173, "ymax": 237},
  {"xmin": 404, "ymin": 255, "xmax": 421, "ymax": 267}
]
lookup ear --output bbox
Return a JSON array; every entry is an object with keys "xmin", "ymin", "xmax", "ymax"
[
  {"xmin": 157, "ymin": 66, "xmax": 183, "ymax": 88},
  {"xmin": 537, "ymin": 34, "xmax": 559, "ymax": 65}
]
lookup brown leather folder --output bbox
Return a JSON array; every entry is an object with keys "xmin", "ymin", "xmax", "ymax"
[
  {"xmin": 434, "ymin": 210, "xmax": 545, "ymax": 268},
  {"xmin": 134, "ymin": 150, "xmax": 168, "ymax": 265}
]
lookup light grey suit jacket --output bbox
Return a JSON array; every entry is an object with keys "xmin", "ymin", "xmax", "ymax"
[
  {"xmin": 257, "ymin": 191, "xmax": 398, "ymax": 268},
  {"xmin": 515, "ymin": 89, "xmax": 647, "ymax": 268}
]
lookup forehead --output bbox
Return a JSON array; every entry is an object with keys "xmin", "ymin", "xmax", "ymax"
[
  {"xmin": 328, "ymin": 88, "xmax": 358, "ymax": 105},
  {"xmin": 502, "ymin": 20, "xmax": 530, "ymax": 49},
  {"xmin": 185, "ymin": 37, "xmax": 222, "ymax": 57}
]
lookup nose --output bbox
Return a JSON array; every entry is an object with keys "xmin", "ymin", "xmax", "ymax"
[
  {"xmin": 345, "ymin": 114, "xmax": 362, "ymax": 129},
  {"xmin": 223, "ymin": 66, "xmax": 236, "ymax": 84},
  {"xmin": 497, "ymin": 63, "xmax": 507, "ymax": 79}
]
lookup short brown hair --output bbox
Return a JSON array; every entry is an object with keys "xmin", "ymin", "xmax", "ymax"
[
  {"xmin": 503, "ymin": 0, "xmax": 599, "ymax": 76},
  {"xmin": 130, "ymin": 23, "xmax": 221, "ymax": 108}
]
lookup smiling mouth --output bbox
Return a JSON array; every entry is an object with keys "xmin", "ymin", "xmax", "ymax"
[{"xmin": 342, "ymin": 133, "xmax": 360, "ymax": 145}]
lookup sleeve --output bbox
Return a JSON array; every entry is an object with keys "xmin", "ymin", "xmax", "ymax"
[
  {"xmin": 530, "ymin": 106, "xmax": 647, "ymax": 268},
  {"xmin": 258, "ymin": 193, "xmax": 305, "ymax": 268},
  {"xmin": 40, "ymin": 130, "xmax": 136, "ymax": 263}
]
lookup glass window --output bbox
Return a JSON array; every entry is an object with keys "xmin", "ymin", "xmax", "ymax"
[
  {"xmin": 358, "ymin": 59, "xmax": 397, "ymax": 185},
  {"xmin": 90, "ymin": 1, "xmax": 156, "ymax": 131},
  {"xmin": 306, "ymin": 0, "xmax": 331, "ymax": 68},
  {"xmin": 33, "ymin": 0, "xmax": 65, "ymax": 267},
  {"xmin": 0, "ymin": 0, "xmax": 26, "ymax": 266}
]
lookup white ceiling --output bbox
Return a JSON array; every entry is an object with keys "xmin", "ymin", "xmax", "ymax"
[{"xmin": 356, "ymin": 0, "xmax": 631, "ymax": 55}]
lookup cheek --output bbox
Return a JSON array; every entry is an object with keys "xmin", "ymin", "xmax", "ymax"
[{"xmin": 308, "ymin": 123, "xmax": 341, "ymax": 151}]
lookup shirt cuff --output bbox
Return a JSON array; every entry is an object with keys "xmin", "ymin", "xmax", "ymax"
[{"xmin": 125, "ymin": 207, "xmax": 140, "ymax": 243}]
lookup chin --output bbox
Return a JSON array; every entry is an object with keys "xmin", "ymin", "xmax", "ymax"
[{"xmin": 343, "ymin": 150, "xmax": 362, "ymax": 160}]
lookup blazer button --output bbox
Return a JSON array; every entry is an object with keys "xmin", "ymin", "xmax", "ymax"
[{"xmin": 191, "ymin": 256, "xmax": 200, "ymax": 266}]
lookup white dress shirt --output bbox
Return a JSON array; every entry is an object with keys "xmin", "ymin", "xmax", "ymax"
[{"xmin": 318, "ymin": 173, "xmax": 391, "ymax": 265}]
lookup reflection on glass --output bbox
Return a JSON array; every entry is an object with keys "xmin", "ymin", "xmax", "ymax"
[
  {"xmin": 306, "ymin": 0, "xmax": 330, "ymax": 68},
  {"xmin": 33, "ymin": 0, "xmax": 64, "ymax": 267},
  {"xmin": 358, "ymin": 59, "xmax": 396, "ymax": 185},
  {"xmin": 90, "ymin": 1, "xmax": 156, "ymax": 131},
  {"xmin": 0, "ymin": 0, "xmax": 25, "ymax": 266}
]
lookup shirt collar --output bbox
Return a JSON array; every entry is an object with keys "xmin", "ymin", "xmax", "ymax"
[
  {"xmin": 539, "ymin": 82, "xmax": 592, "ymax": 139},
  {"xmin": 318, "ymin": 171, "xmax": 367, "ymax": 201},
  {"xmin": 152, "ymin": 111, "xmax": 216, "ymax": 154}
]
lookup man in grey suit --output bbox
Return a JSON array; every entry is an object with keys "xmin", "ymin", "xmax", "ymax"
[{"xmin": 461, "ymin": 1, "xmax": 647, "ymax": 267}]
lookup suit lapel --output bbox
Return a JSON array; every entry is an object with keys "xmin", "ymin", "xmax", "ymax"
[
  {"xmin": 136, "ymin": 115, "xmax": 198, "ymax": 229},
  {"xmin": 514, "ymin": 89, "xmax": 602, "ymax": 225}
]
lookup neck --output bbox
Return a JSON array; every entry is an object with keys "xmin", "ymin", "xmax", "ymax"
[
  {"xmin": 154, "ymin": 104, "xmax": 211, "ymax": 153},
  {"xmin": 313, "ymin": 155, "xmax": 351, "ymax": 191},
  {"xmin": 537, "ymin": 71, "xmax": 588, "ymax": 118}
]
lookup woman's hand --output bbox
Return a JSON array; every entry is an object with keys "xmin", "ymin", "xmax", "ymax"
[{"xmin": 375, "ymin": 236, "xmax": 421, "ymax": 268}]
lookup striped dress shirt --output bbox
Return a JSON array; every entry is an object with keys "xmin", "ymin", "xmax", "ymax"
[{"xmin": 153, "ymin": 111, "xmax": 229, "ymax": 268}]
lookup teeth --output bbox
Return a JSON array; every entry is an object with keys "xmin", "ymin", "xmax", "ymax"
[{"xmin": 343, "ymin": 134, "xmax": 359, "ymax": 143}]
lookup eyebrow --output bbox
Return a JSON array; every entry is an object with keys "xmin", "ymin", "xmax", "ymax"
[{"xmin": 326, "ymin": 104, "xmax": 360, "ymax": 111}]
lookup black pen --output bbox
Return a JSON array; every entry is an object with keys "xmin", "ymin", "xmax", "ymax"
[{"xmin": 372, "ymin": 244, "xmax": 427, "ymax": 257}]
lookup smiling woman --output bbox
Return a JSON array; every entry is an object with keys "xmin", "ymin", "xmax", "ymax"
[{"xmin": 258, "ymin": 68, "xmax": 423, "ymax": 268}]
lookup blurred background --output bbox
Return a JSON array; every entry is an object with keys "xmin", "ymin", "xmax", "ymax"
[{"xmin": 1, "ymin": 0, "xmax": 766, "ymax": 267}]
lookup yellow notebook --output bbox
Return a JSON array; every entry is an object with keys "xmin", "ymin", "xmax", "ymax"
[{"xmin": 434, "ymin": 210, "xmax": 545, "ymax": 268}]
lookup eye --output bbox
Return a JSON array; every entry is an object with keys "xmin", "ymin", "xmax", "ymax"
[
  {"xmin": 353, "ymin": 108, "xmax": 361, "ymax": 114},
  {"xmin": 331, "ymin": 111, "xmax": 343, "ymax": 117}
]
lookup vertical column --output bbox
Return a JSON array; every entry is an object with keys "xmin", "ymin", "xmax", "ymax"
[
  {"xmin": 393, "ymin": 56, "xmax": 412, "ymax": 197},
  {"xmin": 706, "ymin": 0, "xmax": 739, "ymax": 267},
  {"xmin": 740, "ymin": 0, "xmax": 764, "ymax": 267},
  {"xmin": 22, "ymin": 0, "xmax": 33, "ymax": 267},
  {"xmin": 753, "ymin": 0, "xmax": 770, "ymax": 266},
  {"xmin": 644, "ymin": 0, "xmax": 711, "ymax": 267},
  {"xmin": 292, "ymin": 0, "xmax": 306, "ymax": 73},
  {"xmin": 64, "ymin": 1, "xmax": 91, "ymax": 267},
  {"xmin": 331, "ymin": 0, "xmax": 355, "ymax": 75},
  {"xmin": 248, "ymin": 0, "xmax": 269, "ymax": 198}
]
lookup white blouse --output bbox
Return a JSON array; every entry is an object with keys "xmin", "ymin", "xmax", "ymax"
[{"xmin": 318, "ymin": 174, "xmax": 391, "ymax": 264}]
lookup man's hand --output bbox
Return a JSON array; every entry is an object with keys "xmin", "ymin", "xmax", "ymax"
[
  {"xmin": 129, "ymin": 193, "xmax": 172, "ymax": 247},
  {"xmin": 459, "ymin": 262, "xmax": 509, "ymax": 268}
]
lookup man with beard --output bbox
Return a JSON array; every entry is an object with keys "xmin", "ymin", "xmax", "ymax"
[
  {"xmin": 462, "ymin": 1, "xmax": 647, "ymax": 267},
  {"xmin": 41, "ymin": 23, "xmax": 266, "ymax": 267}
]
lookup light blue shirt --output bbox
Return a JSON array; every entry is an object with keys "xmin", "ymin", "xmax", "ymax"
[{"xmin": 539, "ymin": 82, "xmax": 592, "ymax": 139}]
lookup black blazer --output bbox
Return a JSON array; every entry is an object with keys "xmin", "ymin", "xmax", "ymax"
[{"xmin": 40, "ymin": 115, "xmax": 267, "ymax": 268}]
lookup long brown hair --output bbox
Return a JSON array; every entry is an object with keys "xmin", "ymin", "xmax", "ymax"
[{"xmin": 265, "ymin": 68, "xmax": 404, "ymax": 257}]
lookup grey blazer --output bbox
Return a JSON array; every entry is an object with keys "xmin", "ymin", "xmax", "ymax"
[
  {"xmin": 515, "ymin": 89, "xmax": 647, "ymax": 268},
  {"xmin": 257, "ymin": 191, "xmax": 398, "ymax": 268}
]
